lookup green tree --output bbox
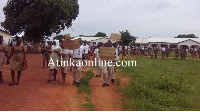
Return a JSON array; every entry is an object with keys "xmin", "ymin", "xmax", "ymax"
[
  {"xmin": 53, "ymin": 35, "xmax": 64, "ymax": 42},
  {"xmin": 95, "ymin": 32, "xmax": 107, "ymax": 37},
  {"xmin": 174, "ymin": 34, "xmax": 198, "ymax": 38},
  {"xmin": 120, "ymin": 30, "xmax": 136, "ymax": 46},
  {"xmin": 1, "ymin": 0, "xmax": 79, "ymax": 42}
]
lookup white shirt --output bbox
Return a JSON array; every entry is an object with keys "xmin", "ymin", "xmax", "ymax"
[
  {"xmin": 115, "ymin": 49, "xmax": 119, "ymax": 61},
  {"xmin": 73, "ymin": 47, "xmax": 83, "ymax": 59},
  {"xmin": 161, "ymin": 47, "xmax": 166, "ymax": 52},
  {"xmin": 94, "ymin": 48, "xmax": 99, "ymax": 58},
  {"xmin": 83, "ymin": 44, "xmax": 90, "ymax": 54}
]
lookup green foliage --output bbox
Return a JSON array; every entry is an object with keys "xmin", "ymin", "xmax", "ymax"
[
  {"xmin": 116, "ymin": 77, "xmax": 121, "ymax": 86},
  {"xmin": 94, "ymin": 32, "xmax": 107, "ymax": 37},
  {"xmin": 2, "ymin": 0, "xmax": 79, "ymax": 42},
  {"xmin": 119, "ymin": 57, "xmax": 200, "ymax": 111},
  {"xmin": 120, "ymin": 30, "xmax": 136, "ymax": 46},
  {"xmin": 82, "ymin": 96, "xmax": 96, "ymax": 111},
  {"xmin": 53, "ymin": 35, "xmax": 64, "ymax": 42},
  {"xmin": 77, "ymin": 71, "xmax": 94, "ymax": 94},
  {"xmin": 174, "ymin": 34, "xmax": 198, "ymax": 38}
]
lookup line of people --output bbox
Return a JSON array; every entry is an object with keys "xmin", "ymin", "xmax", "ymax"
[{"xmin": 120, "ymin": 45, "xmax": 200, "ymax": 60}]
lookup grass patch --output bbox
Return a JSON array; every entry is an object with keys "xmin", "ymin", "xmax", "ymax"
[
  {"xmin": 77, "ymin": 71, "xmax": 94, "ymax": 94},
  {"xmin": 77, "ymin": 70, "xmax": 96, "ymax": 111},
  {"xmin": 82, "ymin": 96, "xmax": 96, "ymax": 111},
  {"xmin": 119, "ymin": 56, "xmax": 200, "ymax": 111}
]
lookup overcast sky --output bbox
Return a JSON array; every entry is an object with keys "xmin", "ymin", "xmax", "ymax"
[{"xmin": 0, "ymin": 0, "xmax": 200, "ymax": 38}]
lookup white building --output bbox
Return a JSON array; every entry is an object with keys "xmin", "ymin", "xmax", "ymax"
[
  {"xmin": 72, "ymin": 37, "xmax": 115, "ymax": 46},
  {"xmin": 136, "ymin": 37, "xmax": 200, "ymax": 49},
  {"xmin": 0, "ymin": 29, "xmax": 12, "ymax": 45}
]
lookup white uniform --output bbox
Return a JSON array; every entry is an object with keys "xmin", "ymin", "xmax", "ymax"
[
  {"xmin": 73, "ymin": 47, "xmax": 83, "ymax": 83},
  {"xmin": 94, "ymin": 48, "xmax": 102, "ymax": 76}
]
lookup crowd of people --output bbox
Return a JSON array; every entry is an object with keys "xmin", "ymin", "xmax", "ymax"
[
  {"xmin": 1, "ymin": 34, "xmax": 200, "ymax": 87},
  {"xmin": 120, "ymin": 46, "xmax": 200, "ymax": 60}
]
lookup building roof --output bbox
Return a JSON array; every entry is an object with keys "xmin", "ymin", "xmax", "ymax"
[
  {"xmin": 72, "ymin": 37, "xmax": 106, "ymax": 41},
  {"xmin": 136, "ymin": 37, "xmax": 200, "ymax": 44}
]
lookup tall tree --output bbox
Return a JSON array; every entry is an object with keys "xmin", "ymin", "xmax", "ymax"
[
  {"xmin": 1, "ymin": 0, "xmax": 79, "ymax": 42},
  {"xmin": 95, "ymin": 32, "xmax": 107, "ymax": 37},
  {"xmin": 174, "ymin": 34, "xmax": 198, "ymax": 38},
  {"xmin": 120, "ymin": 30, "xmax": 136, "ymax": 46}
]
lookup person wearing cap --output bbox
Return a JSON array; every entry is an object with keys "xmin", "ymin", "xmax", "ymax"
[
  {"xmin": 47, "ymin": 40, "xmax": 62, "ymax": 82},
  {"xmin": 0, "ymin": 35, "xmax": 8, "ymax": 83}
]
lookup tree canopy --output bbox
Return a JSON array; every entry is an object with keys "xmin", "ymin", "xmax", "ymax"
[
  {"xmin": 1, "ymin": 0, "xmax": 79, "ymax": 42},
  {"xmin": 94, "ymin": 32, "xmax": 107, "ymax": 37},
  {"xmin": 174, "ymin": 34, "xmax": 198, "ymax": 38},
  {"xmin": 120, "ymin": 30, "xmax": 136, "ymax": 46}
]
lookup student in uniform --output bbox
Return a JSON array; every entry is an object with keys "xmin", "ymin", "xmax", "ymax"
[
  {"xmin": 94, "ymin": 44, "xmax": 102, "ymax": 77},
  {"xmin": 127, "ymin": 46, "xmax": 131, "ymax": 59},
  {"xmin": 82, "ymin": 41, "xmax": 90, "ymax": 73},
  {"xmin": 7, "ymin": 36, "xmax": 27, "ymax": 86},
  {"xmin": 41, "ymin": 40, "xmax": 50, "ymax": 69},
  {"xmin": 154, "ymin": 47, "xmax": 158, "ymax": 59},
  {"xmin": 69, "ymin": 50, "xmax": 73, "ymax": 71},
  {"xmin": 166, "ymin": 46, "xmax": 170, "ymax": 59},
  {"xmin": 190, "ymin": 48, "xmax": 195, "ymax": 59},
  {"xmin": 174, "ymin": 48, "xmax": 179, "ymax": 60},
  {"xmin": 161, "ymin": 47, "xmax": 166, "ymax": 59},
  {"xmin": 60, "ymin": 42, "xmax": 70, "ymax": 83},
  {"xmin": 111, "ymin": 43, "xmax": 119, "ymax": 83},
  {"xmin": 0, "ymin": 35, "xmax": 8, "ymax": 83},
  {"xmin": 198, "ymin": 48, "xmax": 200, "ymax": 60},
  {"xmin": 47, "ymin": 40, "xmax": 62, "ymax": 82},
  {"xmin": 102, "ymin": 40, "xmax": 113, "ymax": 87},
  {"xmin": 73, "ymin": 40, "xmax": 83, "ymax": 87},
  {"xmin": 181, "ymin": 47, "xmax": 186, "ymax": 60}
]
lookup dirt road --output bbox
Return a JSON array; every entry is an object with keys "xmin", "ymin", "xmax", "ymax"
[{"xmin": 0, "ymin": 54, "xmax": 122, "ymax": 111}]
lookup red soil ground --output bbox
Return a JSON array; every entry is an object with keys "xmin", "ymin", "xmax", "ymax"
[{"xmin": 0, "ymin": 54, "xmax": 123, "ymax": 111}]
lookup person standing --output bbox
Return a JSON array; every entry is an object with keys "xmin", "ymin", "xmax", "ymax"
[
  {"xmin": 174, "ymin": 48, "xmax": 179, "ymax": 60},
  {"xmin": 198, "ymin": 48, "xmax": 200, "ymax": 60},
  {"xmin": 94, "ymin": 44, "xmax": 102, "ymax": 77},
  {"xmin": 102, "ymin": 40, "xmax": 113, "ymax": 87},
  {"xmin": 111, "ymin": 43, "xmax": 119, "ymax": 83},
  {"xmin": 69, "ymin": 50, "xmax": 73, "ymax": 71},
  {"xmin": 0, "ymin": 35, "xmax": 8, "ymax": 83},
  {"xmin": 73, "ymin": 40, "xmax": 83, "ymax": 87},
  {"xmin": 82, "ymin": 41, "xmax": 90, "ymax": 73},
  {"xmin": 60, "ymin": 42, "xmax": 70, "ymax": 84},
  {"xmin": 47, "ymin": 40, "xmax": 62, "ymax": 82},
  {"xmin": 181, "ymin": 47, "xmax": 186, "ymax": 60},
  {"xmin": 41, "ymin": 40, "xmax": 50, "ymax": 69},
  {"xmin": 166, "ymin": 46, "xmax": 170, "ymax": 59},
  {"xmin": 161, "ymin": 47, "xmax": 166, "ymax": 59},
  {"xmin": 7, "ymin": 36, "xmax": 27, "ymax": 86},
  {"xmin": 154, "ymin": 47, "xmax": 159, "ymax": 59}
]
